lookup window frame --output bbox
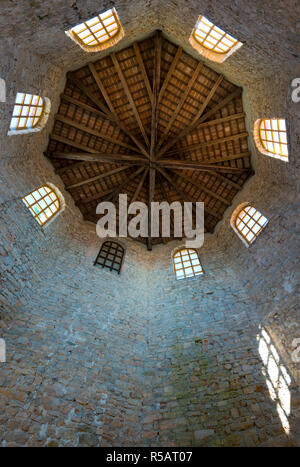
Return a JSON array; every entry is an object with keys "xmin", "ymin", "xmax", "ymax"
[
  {"xmin": 256, "ymin": 118, "xmax": 289, "ymax": 161},
  {"xmin": 8, "ymin": 93, "xmax": 51, "ymax": 136},
  {"xmin": 233, "ymin": 204, "xmax": 268, "ymax": 247},
  {"xmin": 172, "ymin": 247, "xmax": 204, "ymax": 281},
  {"xmin": 22, "ymin": 185, "xmax": 61, "ymax": 227},
  {"xmin": 94, "ymin": 241, "xmax": 125, "ymax": 274}
]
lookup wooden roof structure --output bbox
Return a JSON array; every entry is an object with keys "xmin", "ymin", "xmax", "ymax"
[{"xmin": 46, "ymin": 31, "xmax": 253, "ymax": 249}]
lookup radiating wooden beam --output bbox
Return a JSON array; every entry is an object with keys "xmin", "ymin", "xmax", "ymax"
[
  {"xmin": 48, "ymin": 151, "xmax": 148, "ymax": 166},
  {"xmin": 111, "ymin": 52, "xmax": 150, "ymax": 147},
  {"xmin": 157, "ymin": 167, "xmax": 223, "ymax": 221},
  {"xmin": 171, "ymin": 170, "xmax": 231, "ymax": 206},
  {"xmin": 88, "ymin": 62, "xmax": 149, "ymax": 159},
  {"xmin": 165, "ymin": 133, "xmax": 249, "ymax": 155},
  {"xmin": 54, "ymin": 114, "xmax": 139, "ymax": 152},
  {"xmin": 156, "ymin": 61, "xmax": 204, "ymax": 151},
  {"xmin": 67, "ymin": 73, "xmax": 109, "ymax": 115},
  {"xmin": 192, "ymin": 112, "xmax": 246, "ymax": 130},
  {"xmin": 61, "ymin": 94, "xmax": 109, "ymax": 120},
  {"xmin": 131, "ymin": 168, "xmax": 149, "ymax": 203},
  {"xmin": 55, "ymin": 160, "xmax": 92, "ymax": 175},
  {"xmin": 158, "ymin": 46, "xmax": 183, "ymax": 103},
  {"xmin": 196, "ymin": 88, "xmax": 242, "ymax": 125},
  {"xmin": 66, "ymin": 166, "xmax": 130, "ymax": 190},
  {"xmin": 205, "ymin": 170, "xmax": 244, "ymax": 191},
  {"xmin": 157, "ymin": 74, "xmax": 224, "ymax": 158},
  {"xmin": 148, "ymin": 31, "xmax": 161, "ymax": 250},
  {"xmin": 157, "ymin": 159, "xmax": 250, "ymax": 173},
  {"xmin": 133, "ymin": 42, "xmax": 153, "ymax": 104}
]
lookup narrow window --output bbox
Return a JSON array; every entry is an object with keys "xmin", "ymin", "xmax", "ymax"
[
  {"xmin": 256, "ymin": 119, "xmax": 289, "ymax": 161},
  {"xmin": 0, "ymin": 78, "xmax": 5, "ymax": 102},
  {"xmin": 8, "ymin": 92, "xmax": 50, "ymax": 135},
  {"xmin": 22, "ymin": 185, "xmax": 60, "ymax": 226},
  {"xmin": 234, "ymin": 205, "xmax": 268, "ymax": 246},
  {"xmin": 173, "ymin": 248, "xmax": 204, "ymax": 280},
  {"xmin": 190, "ymin": 15, "xmax": 242, "ymax": 63},
  {"xmin": 94, "ymin": 241, "xmax": 125, "ymax": 274},
  {"xmin": 66, "ymin": 8, "xmax": 124, "ymax": 52}
]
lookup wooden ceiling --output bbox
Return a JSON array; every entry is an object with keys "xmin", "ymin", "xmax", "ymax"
[{"xmin": 46, "ymin": 31, "xmax": 253, "ymax": 249}]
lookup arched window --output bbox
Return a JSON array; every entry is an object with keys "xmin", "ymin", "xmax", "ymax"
[
  {"xmin": 233, "ymin": 204, "xmax": 268, "ymax": 246},
  {"xmin": 94, "ymin": 241, "xmax": 125, "ymax": 274},
  {"xmin": 8, "ymin": 92, "xmax": 50, "ymax": 135},
  {"xmin": 0, "ymin": 78, "xmax": 5, "ymax": 102},
  {"xmin": 190, "ymin": 15, "xmax": 242, "ymax": 63},
  {"xmin": 22, "ymin": 185, "xmax": 60, "ymax": 226},
  {"xmin": 66, "ymin": 8, "xmax": 124, "ymax": 52},
  {"xmin": 254, "ymin": 119, "xmax": 289, "ymax": 161},
  {"xmin": 173, "ymin": 248, "xmax": 204, "ymax": 280}
]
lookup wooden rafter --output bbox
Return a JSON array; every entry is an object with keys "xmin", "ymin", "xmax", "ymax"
[
  {"xmin": 133, "ymin": 42, "xmax": 153, "ymax": 104},
  {"xmin": 65, "ymin": 166, "xmax": 129, "ymax": 190},
  {"xmin": 48, "ymin": 151, "xmax": 147, "ymax": 165},
  {"xmin": 157, "ymin": 159, "xmax": 250, "ymax": 173},
  {"xmin": 165, "ymin": 133, "xmax": 249, "ymax": 155},
  {"xmin": 158, "ymin": 46, "xmax": 183, "ymax": 103}
]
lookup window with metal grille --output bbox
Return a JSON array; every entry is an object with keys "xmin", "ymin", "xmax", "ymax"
[
  {"xmin": 10, "ymin": 93, "xmax": 44, "ymax": 131},
  {"xmin": 235, "ymin": 205, "xmax": 268, "ymax": 246},
  {"xmin": 94, "ymin": 241, "xmax": 125, "ymax": 274},
  {"xmin": 67, "ymin": 8, "xmax": 122, "ymax": 51},
  {"xmin": 22, "ymin": 185, "xmax": 60, "ymax": 226},
  {"xmin": 259, "ymin": 119, "xmax": 289, "ymax": 161},
  {"xmin": 192, "ymin": 15, "xmax": 240, "ymax": 54},
  {"xmin": 173, "ymin": 248, "xmax": 203, "ymax": 280}
]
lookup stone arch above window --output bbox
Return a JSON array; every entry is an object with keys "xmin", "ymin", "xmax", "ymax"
[
  {"xmin": 66, "ymin": 8, "xmax": 124, "ymax": 53},
  {"xmin": 172, "ymin": 247, "xmax": 204, "ymax": 280},
  {"xmin": 8, "ymin": 92, "xmax": 51, "ymax": 136},
  {"xmin": 231, "ymin": 203, "xmax": 268, "ymax": 247},
  {"xmin": 94, "ymin": 241, "xmax": 125, "ymax": 274},
  {"xmin": 254, "ymin": 119, "xmax": 289, "ymax": 161},
  {"xmin": 22, "ymin": 184, "xmax": 64, "ymax": 227},
  {"xmin": 189, "ymin": 15, "xmax": 242, "ymax": 63}
]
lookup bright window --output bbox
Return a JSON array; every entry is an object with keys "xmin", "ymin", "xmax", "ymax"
[
  {"xmin": 259, "ymin": 119, "xmax": 289, "ymax": 160},
  {"xmin": 69, "ymin": 8, "xmax": 121, "ymax": 49},
  {"xmin": 192, "ymin": 15, "xmax": 240, "ymax": 54},
  {"xmin": 22, "ymin": 185, "xmax": 60, "ymax": 226},
  {"xmin": 235, "ymin": 205, "xmax": 268, "ymax": 246},
  {"xmin": 10, "ymin": 92, "xmax": 44, "ymax": 131},
  {"xmin": 173, "ymin": 248, "xmax": 204, "ymax": 280}
]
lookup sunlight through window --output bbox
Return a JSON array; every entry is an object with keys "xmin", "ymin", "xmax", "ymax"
[
  {"xmin": 192, "ymin": 15, "xmax": 241, "ymax": 54},
  {"xmin": 22, "ymin": 185, "xmax": 60, "ymax": 226},
  {"xmin": 173, "ymin": 248, "xmax": 203, "ymax": 280},
  {"xmin": 10, "ymin": 93, "xmax": 44, "ymax": 131},
  {"xmin": 235, "ymin": 205, "xmax": 268, "ymax": 246},
  {"xmin": 66, "ymin": 8, "xmax": 122, "ymax": 51},
  {"xmin": 257, "ymin": 326, "xmax": 291, "ymax": 434},
  {"xmin": 259, "ymin": 119, "xmax": 289, "ymax": 161}
]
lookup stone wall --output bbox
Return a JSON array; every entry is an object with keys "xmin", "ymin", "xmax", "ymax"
[{"xmin": 0, "ymin": 0, "xmax": 299, "ymax": 447}]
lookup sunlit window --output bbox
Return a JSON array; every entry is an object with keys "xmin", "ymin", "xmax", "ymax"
[
  {"xmin": 192, "ymin": 15, "xmax": 241, "ymax": 55},
  {"xmin": 235, "ymin": 205, "xmax": 268, "ymax": 246},
  {"xmin": 258, "ymin": 119, "xmax": 289, "ymax": 161},
  {"xmin": 22, "ymin": 185, "xmax": 60, "ymax": 226},
  {"xmin": 66, "ymin": 8, "xmax": 123, "ymax": 51},
  {"xmin": 9, "ymin": 93, "xmax": 44, "ymax": 131},
  {"xmin": 173, "ymin": 248, "xmax": 203, "ymax": 280}
]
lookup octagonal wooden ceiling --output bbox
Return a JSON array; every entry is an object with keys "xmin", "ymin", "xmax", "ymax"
[{"xmin": 46, "ymin": 31, "xmax": 253, "ymax": 249}]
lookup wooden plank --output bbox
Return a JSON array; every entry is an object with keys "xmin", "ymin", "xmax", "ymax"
[
  {"xmin": 61, "ymin": 94, "xmax": 109, "ymax": 119},
  {"xmin": 158, "ymin": 46, "xmax": 183, "ymax": 103},
  {"xmin": 157, "ymin": 74, "xmax": 224, "ymax": 158},
  {"xmin": 88, "ymin": 62, "xmax": 150, "ymax": 159},
  {"xmin": 133, "ymin": 42, "xmax": 153, "ymax": 104},
  {"xmin": 171, "ymin": 170, "xmax": 231, "ymax": 206},
  {"xmin": 131, "ymin": 168, "xmax": 149, "ymax": 203},
  {"xmin": 165, "ymin": 133, "xmax": 249, "ymax": 155},
  {"xmin": 55, "ymin": 161, "xmax": 92, "ymax": 175},
  {"xmin": 156, "ymin": 61, "xmax": 204, "ymax": 150},
  {"xmin": 205, "ymin": 170, "xmax": 243, "ymax": 191},
  {"xmin": 157, "ymin": 167, "xmax": 222, "ymax": 221},
  {"xmin": 111, "ymin": 52, "xmax": 150, "ymax": 147},
  {"xmin": 66, "ymin": 166, "xmax": 130, "ymax": 189},
  {"xmin": 67, "ymin": 73, "xmax": 110, "ymax": 115},
  {"xmin": 195, "ymin": 112, "xmax": 246, "ymax": 130},
  {"xmin": 48, "ymin": 150, "xmax": 148, "ymax": 166},
  {"xmin": 197, "ymin": 87, "xmax": 242, "ymax": 125},
  {"xmin": 54, "ymin": 114, "xmax": 139, "ymax": 152},
  {"xmin": 157, "ymin": 159, "xmax": 250, "ymax": 173}
]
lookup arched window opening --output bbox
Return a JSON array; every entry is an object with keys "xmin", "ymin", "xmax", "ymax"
[
  {"xmin": 22, "ymin": 185, "xmax": 60, "ymax": 226},
  {"xmin": 0, "ymin": 78, "xmax": 5, "ymax": 102},
  {"xmin": 190, "ymin": 15, "xmax": 242, "ymax": 63},
  {"xmin": 8, "ymin": 92, "xmax": 50, "ymax": 135},
  {"xmin": 233, "ymin": 205, "xmax": 268, "ymax": 246},
  {"xmin": 66, "ymin": 8, "xmax": 124, "ymax": 52},
  {"xmin": 94, "ymin": 241, "xmax": 125, "ymax": 274},
  {"xmin": 255, "ymin": 119, "xmax": 289, "ymax": 161},
  {"xmin": 173, "ymin": 248, "xmax": 204, "ymax": 280}
]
